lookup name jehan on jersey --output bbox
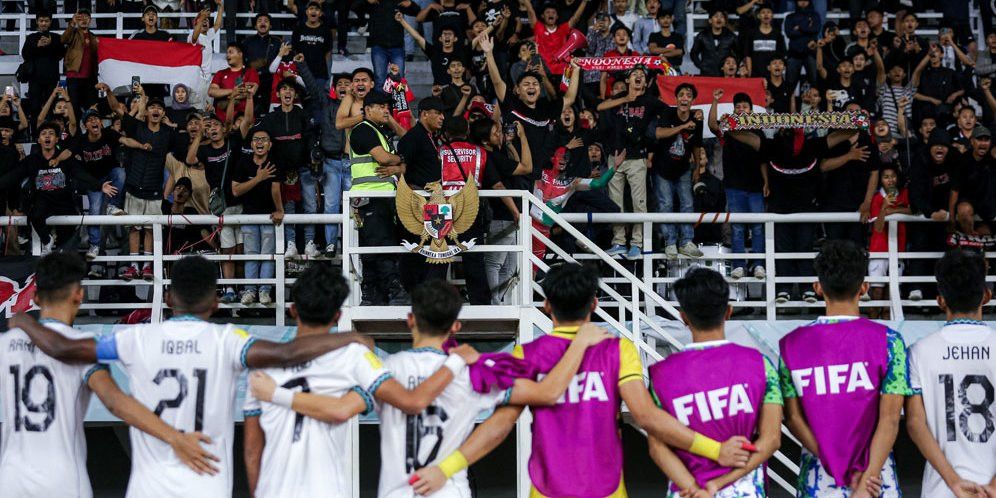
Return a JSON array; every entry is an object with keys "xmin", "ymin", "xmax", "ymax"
[
  {"xmin": 791, "ymin": 362, "xmax": 874, "ymax": 396},
  {"xmin": 941, "ymin": 346, "xmax": 991, "ymax": 360}
]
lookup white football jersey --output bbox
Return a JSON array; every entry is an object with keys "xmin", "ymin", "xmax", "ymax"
[
  {"xmin": 377, "ymin": 348, "xmax": 510, "ymax": 498},
  {"xmin": 908, "ymin": 321, "xmax": 996, "ymax": 498},
  {"xmin": 104, "ymin": 316, "xmax": 254, "ymax": 498},
  {"xmin": 243, "ymin": 342, "xmax": 391, "ymax": 498},
  {"xmin": 0, "ymin": 320, "xmax": 104, "ymax": 498}
]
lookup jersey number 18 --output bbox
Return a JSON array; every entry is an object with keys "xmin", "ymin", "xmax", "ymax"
[{"xmin": 939, "ymin": 373, "xmax": 995, "ymax": 443}]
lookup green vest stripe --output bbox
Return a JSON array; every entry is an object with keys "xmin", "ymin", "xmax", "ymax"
[{"xmin": 348, "ymin": 121, "xmax": 396, "ymax": 191}]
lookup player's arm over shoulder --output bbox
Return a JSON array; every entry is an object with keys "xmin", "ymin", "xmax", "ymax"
[
  {"xmin": 7, "ymin": 313, "xmax": 98, "ymax": 363},
  {"xmin": 242, "ymin": 330, "xmax": 371, "ymax": 369}
]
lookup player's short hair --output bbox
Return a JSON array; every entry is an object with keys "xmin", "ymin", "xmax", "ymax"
[
  {"xmin": 542, "ymin": 263, "xmax": 598, "ymax": 322},
  {"xmin": 292, "ymin": 264, "xmax": 349, "ymax": 326},
  {"xmin": 168, "ymin": 256, "xmax": 218, "ymax": 312},
  {"xmin": 411, "ymin": 280, "xmax": 463, "ymax": 336},
  {"xmin": 35, "ymin": 252, "xmax": 86, "ymax": 304},
  {"xmin": 935, "ymin": 249, "xmax": 988, "ymax": 313},
  {"xmin": 814, "ymin": 240, "xmax": 868, "ymax": 300},
  {"xmin": 674, "ymin": 268, "xmax": 729, "ymax": 330}
]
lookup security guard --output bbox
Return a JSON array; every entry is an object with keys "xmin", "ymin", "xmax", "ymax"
[{"xmin": 348, "ymin": 90, "xmax": 411, "ymax": 305}]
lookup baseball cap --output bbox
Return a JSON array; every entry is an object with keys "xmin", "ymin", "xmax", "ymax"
[
  {"xmin": 972, "ymin": 126, "xmax": 992, "ymax": 139},
  {"xmin": 363, "ymin": 91, "xmax": 392, "ymax": 107},
  {"xmin": 143, "ymin": 4, "xmax": 159, "ymax": 14},
  {"xmin": 927, "ymin": 129, "xmax": 951, "ymax": 147},
  {"xmin": 81, "ymin": 108, "xmax": 101, "ymax": 122},
  {"xmin": 146, "ymin": 97, "xmax": 166, "ymax": 110},
  {"xmin": 418, "ymin": 96, "xmax": 446, "ymax": 114}
]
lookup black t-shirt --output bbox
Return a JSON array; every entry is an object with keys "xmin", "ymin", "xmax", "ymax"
[
  {"xmin": 425, "ymin": 43, "xmax": 469, "ymax": 86},
  {"xmin": 424, "ymin": 6, "xmax": 469, "ymax": 43},
  {"xmin": 821, "ymin": 79, "xmax": 872, "ymax": 112},
  {"xmin": 292, "ymin": 22, "xmax": 333, "ymax": 80},
  {"xmin": 651, "ymin": 107, "xmax": 702, "ymax": 180},
  {"xmin": 609, "ymin": 94, "xmax": 666, "ymax": 160},
  {"xmin": 743, "ymin": 27, "xmax": 785, "ymax": 78},
  {"xmin": 648, "ymin": 31, "xmax": 685, "ymax": 68},
  {"xmin": 129, "ymin": 29, "xmax": 173, "ymax": 42},
  {"xmin": 953, "ymin": 151, "xmax": 995, "ymax": 219},
  {"xmin": 486, "ymin": 149, "xmax": 521, "ymax": 221},
  {"xmin": 501, "ymin": 93, "xmax": 563, "ymax": 179},
  {"xmin": 397, "ymin": 123, "xmax": 441, "ymax": 188},
  {"xmin": 72, "ymin": 129, "xmax": 121, "ymax": 179},
  {"xmin": 722, "ymin": 130, "xmax": 764, "ymax": 192},
  {"xmin": 824, "ymin": 133, "xmax": 876, "ymax": 209},
  {"xmin": 767, "ymin": 78, "xmax": 792, "ymax": 113},
  {"xmin": 196, "ymin": 138, "xmax": 235, "ymax": 193},
  {"xmin": 122, "ymin": 114, "xmax": 180, "ymax": 199},
  {"xmin": 762, "ymin": 133, "xmax": 828, "ymax": 213},
  {"xmin": 234, "ymin": 155, "xmax": 282, "ymax": 214}
]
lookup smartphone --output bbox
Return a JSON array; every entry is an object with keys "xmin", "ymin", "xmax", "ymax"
[
  {"xmin": 58, "ymin": 79, "xmax": 67, "ymax": 89},
  {"xmin": 131, "ymin": 75, "xmax": 141, "ymax": 91},
  {"xmin": 3, "ymin": 86, "xmax": 13, "ymax": 98},
  {"xmin": 235, "ymin": 75, "xmax": 244, "ymax": 87}
]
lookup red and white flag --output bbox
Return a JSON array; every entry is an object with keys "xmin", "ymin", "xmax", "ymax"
[
  {"xmin": 98, "ymin": 38, "xmax": 202, "ymax": 93},
  {"xmin": 656, "ymin": 76, "xmax": 766, "ymax": 138}
]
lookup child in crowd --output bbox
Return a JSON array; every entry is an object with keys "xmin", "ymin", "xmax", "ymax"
[
  {"xmin": 383, "ymin": 63, "xmax": 415, "ymax": 130},
  {"xmin": 865, "ymin": 164, "xmax": 910, "ymax": 318}
]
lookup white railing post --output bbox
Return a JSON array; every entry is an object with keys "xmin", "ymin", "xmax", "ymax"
[
  {"xmin": 116, "ymin": 12, "xmax": 123, "ymax": 39},
  {"xmin": 274, "ymin": 221, "xmax": 286, "ymax": 326},
  {"xmin": 19, "ymin": 13, "xmax": 28, "ymax": 61},
  {"xmin": 519, "ymin": 195, "xmax": 532, "ymax": 307},
  {"xmin": 152, "ymin": 223, "xmax": 164, "ymax": 322},
  {"xmin": 642, "ymin": 220, "xmax": 654, "ymax": 317},
  {"xmin": 765, "ymin": 221, "xmax": 776, "ymax": 321},
  {"xmin": 342, "ymin": 192, "xmax": 355, "ymax": 304},
  {"xmin": 887, "ymin": 220, "xmax": 903, "ymax": 320}
]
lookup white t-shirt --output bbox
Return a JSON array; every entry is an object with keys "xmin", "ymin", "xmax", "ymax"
[
  {"xmin": 908, "ymin": 321, "xmax": 996, "ymax": 498},
  {"xmin": 243, "ymin": 342, "xmax": 391, "ymax": 498},
  {"xmin": 100, "ymin": 316, "xmax": 255, "ymax": 498},
  {"xmin": 377, "ymin": 348, "xmax": 510, "ymax": 498},
  {"xmin": 0, "ymin": 320, "xmax": 105, "ymax": 498}
]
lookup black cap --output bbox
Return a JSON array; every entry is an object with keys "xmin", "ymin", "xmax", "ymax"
[
  {"xmin": 173, "ymin": 176, "xmax": 193, "ymax": 191},
  {"xmin": 363, "ymin": 91, "xmax": 392, "ymax": 107},
  {"xmin": 143, "ymin": 4, "xmax": 159, "ymax": 14},
  {"xmin": 972, "ymin": 126, "xmax": 992, "ymax": 139},
  {"xmin": 81, "ymin": 108, "xmax": 101, "ymax": 122},
  {"xmin": 146, "ymin": 97, "xmax": 166, "ymax": 110},
  {"xmin": 927, "ymin": 129, "xmax": 950, "ymax": 147},
  {"xmin": 418, "ymin": 96, "xmax": 446, "ymax": 114},
  {"xmin": 77, "ymin": 7, "xmax": 91, "ymax": 14}
]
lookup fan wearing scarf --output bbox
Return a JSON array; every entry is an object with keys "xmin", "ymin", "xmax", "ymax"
[{"xmin": 724, "ymin": 127, "xmax": 858, "ymax": 304}]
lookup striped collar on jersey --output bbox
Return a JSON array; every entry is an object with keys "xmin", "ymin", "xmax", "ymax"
[
  {"xmin": 39, "ymin": 317, "xmax": 69, "ymax": 326},
  {"xmin": 409, "ymin": 346, "xmax": 446, "ymax": 355},
  {"xmin": 169, "ymin": 314, "xmax": 204, "ymax": 322},
  {"xmin": 943, "ymin": 319, "xmax": 988, "ymax": 327}
]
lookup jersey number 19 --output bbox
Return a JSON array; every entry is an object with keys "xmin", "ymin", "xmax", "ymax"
[{"xmin": 9, "ymin": 365, "xmax": 56, "ymax": 432}]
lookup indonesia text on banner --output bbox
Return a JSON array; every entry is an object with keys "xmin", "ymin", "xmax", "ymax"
[
  {"xmin": 97, "ymin": 38, "xmax": 202, "ymax": 93},
  {"xmin": 656, "ymin": 76, "xmax": 766, "ymax": 139}
]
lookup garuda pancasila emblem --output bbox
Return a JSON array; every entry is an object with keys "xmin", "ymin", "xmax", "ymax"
[{"xmin": 396, "ymin": 176, "xmax": 479, "ymax": 263}]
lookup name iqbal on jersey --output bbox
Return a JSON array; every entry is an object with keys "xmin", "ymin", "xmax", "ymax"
[
  {"xmin": 941, "ymin": 346, "xmax": 991, "ymax": 360},
  {"xmin": 672, "ymin": 384, "xmax": 754, "ymax": 425},
  {"xmin": 8, "ymin": 338, "xmax": 36, "ymax": 353},
  {"xmin": 791, "ymin": 362, "xmax": 875, "ymax": 396},
  {"xmin": 537, "ymin": 371, "xmax": 609, "ymax": 404},
  {"xmin": 162, "ymin": 339, "xmax": 203, "ymax": 355}
]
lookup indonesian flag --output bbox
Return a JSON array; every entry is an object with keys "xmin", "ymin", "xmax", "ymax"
[
  {"xmin": 98, "ymin": 38, "xmax": 202, "ymax": 94},
  {"xmin": 656, "ymin": 76, "xmax": 766, "ymax": 139}
]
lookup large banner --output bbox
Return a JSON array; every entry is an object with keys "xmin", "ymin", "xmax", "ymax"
[
  {"xmin": 0, "ymin": 256, "xmax": 37, "ymax": 328},
  {"xmin": 98, "ymin": 38, "xmax": 203, "ymax": 94},
  {"xmin": 656, "ymin": 76, "xmax": 766, "ymax": 139}
]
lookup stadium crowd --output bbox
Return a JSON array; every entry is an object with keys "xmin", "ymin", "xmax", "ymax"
[{"xmin": 0, "ymin": 0, "xmax": 995, "ymax": 308}]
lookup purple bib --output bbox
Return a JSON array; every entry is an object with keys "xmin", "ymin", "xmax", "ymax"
[
  {"xmin": 779, "ymin": 318, "xmax": 889, "ymax": 487},
  {"xmin": 649, "ymin": 343, "xmax": 768, "ymax": 490},
  {"xmin": 521, "ymin": 336, "xmax": 624, "ymax": 498}
]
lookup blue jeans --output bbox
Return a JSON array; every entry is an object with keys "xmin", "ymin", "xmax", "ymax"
[
  {"xmin": 242, "ymin": 224, "xmax": 275, "ymax": 294},
  {"xmin": 86, "ymin": 167, "xmax": 126, "ymax": 248},
  {"xmin": 404, "ymin": 0, "xmax": 432, "ymax": 55},
  {"xmin": 371, "ymin": 46, "xmax": 405, "ymax": 87},
  {"xmin": 322, "ymin": 157, "xmax": 351, "ymax": 245},
  {"xmin": 284, "ymin": 168, "xmax": 318, "ymax": 245},
  {"xmin": 726, "ymin": 188, "xmax": 766, "ymax": 270},
  {"xmin": 654, "ymin": 171, "xmax": 694, "ymax": 246}
]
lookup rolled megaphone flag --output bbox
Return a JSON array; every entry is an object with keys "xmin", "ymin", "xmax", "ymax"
[
  {"xmin": 554, "ymin": 29, "xmax": 588, "ymax": 62},
  {"xmin": 720, "ymin": 111, "xmax": 870, "ymax": 132}
]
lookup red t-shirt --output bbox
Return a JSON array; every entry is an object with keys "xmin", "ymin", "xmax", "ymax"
[
  {"xmin": 602, "ymin": 48, "xmax": 641, "ymax": 98},
  {"xmin": 534, "ymin": 22, "xmax": 572, "ymax": 75},
  {"xmin": 868, "ymin": 188, "xmax": 909, "ymax": 252},
  {"xmin": 211, "ymin": 66, "xmax": 260, "ymax": 121}
]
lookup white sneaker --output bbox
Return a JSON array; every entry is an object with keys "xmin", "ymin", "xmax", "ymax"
[
  {"xmin": 731, "ymin": 267, "xmax": 745, "ymax": 279},
  {"xmin": 304, "ymin": 240, "xmax": 320, "ymax": 258},
  {"xmin": 324, "ymin": 243, "xmax": 336, "ymax": 258},
  {"xmin": 285, "ymin": 242, "xmax": 299, "ymax": 259},
  {"xmin": 909, "ymin": 290, "xmax": 923, "ymax": 301},
  {"xmin": 753, "ymin": 266, "xmax": 766, "ymax": 279},
  {"xmin": 240, "ymin": 289, "xmax": 257, "ymax": 305},
  {"xmin": 85, "ymin": 245, "xmax": 100, "ymax": 261},
  {"xmin": 258, "ymin": 289, "xmax": 273, "ymax": 305},
  {"xmin": 678, "ymin": 241, "xmax": 703, "ymax": 258},
  {"xmin": 107, "ymin": 205, "xmax": 126, "ymax": 216},
  {"xmin": 664, "ymin": 244, "xmax": 678, "ymax": 259}
]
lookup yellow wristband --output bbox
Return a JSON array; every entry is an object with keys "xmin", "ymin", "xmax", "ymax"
[
  {"xmin": 438, "ymin": 451, "xmax": 469, "ymax": 478},
  {"xmin": 688, "ymin": 433, "xmax": 722, "ymax": 462}
]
